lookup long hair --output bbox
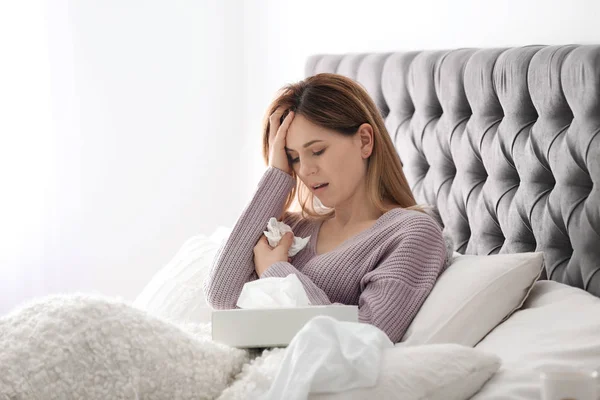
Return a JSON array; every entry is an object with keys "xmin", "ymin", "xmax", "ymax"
[{"xmin": 261, "ymin": 73, "xmax": 421, "ymax": 221}]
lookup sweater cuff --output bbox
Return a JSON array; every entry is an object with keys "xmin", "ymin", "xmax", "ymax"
[
  {"xmin": 260, "ymin": 166, "xmax": 296, "ymax": 195},
  {"xmin": 261, "ymin": 261, "xmax": 296, "ymax": 278}
]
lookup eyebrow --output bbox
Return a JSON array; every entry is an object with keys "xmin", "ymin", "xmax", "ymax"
[{"xmin": 284, "ymin": 140, "xmax": 324, "ymax": 152}]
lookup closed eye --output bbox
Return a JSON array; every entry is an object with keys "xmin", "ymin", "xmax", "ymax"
[{"xmin": 289, "ymin": 148, "xmax": 326, "ymax": 164}]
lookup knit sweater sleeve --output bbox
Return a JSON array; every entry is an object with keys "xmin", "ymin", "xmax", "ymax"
[
  {"xmin": 358, "ymin": 215, "xmax": 446, "ymax": 343},
  {"xmin": 203, "ymin": 166, "xmax": 296, "ymax": 309}
]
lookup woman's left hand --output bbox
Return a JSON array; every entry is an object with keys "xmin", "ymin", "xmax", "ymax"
[{"xmin": 253, "ymin": 232, "xmax": 294, "ymax": 277}]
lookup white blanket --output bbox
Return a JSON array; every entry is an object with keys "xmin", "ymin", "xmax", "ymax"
[
  {"xmin": 0, "ymin": 293, "xmax": 500, "ymax": 400},
  {"xmin": 0, "ymin": 294, "xmax": 394, "ymax": 400},
  {"xmin": 0, "ymin": 294, "xmax": 251, "ymax": 400}
]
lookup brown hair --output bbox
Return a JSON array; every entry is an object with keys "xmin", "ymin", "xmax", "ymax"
[{"xmin": 261, "ymin": 73, "xmax": 420, "ymax": 221}]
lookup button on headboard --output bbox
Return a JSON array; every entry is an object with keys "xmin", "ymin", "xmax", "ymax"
[{"xmin": 305, "ymin": 46, "xmax": 600, "ymax": 297}]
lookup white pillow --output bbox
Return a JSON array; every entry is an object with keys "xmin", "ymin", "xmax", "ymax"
[
  {"xmin": 402, "ymin": 252, "xmax": 544, "ymax": 347},
  {"xmin": 471, "ymin": 281, "xmax": 600, "ymax": 399},
  {"xmin": 314, "ymin": 344, "xmax": 501, "ymax": 400},
  {"xmin": 133, "ymin": 230, "xmax": 228, "ymax": 324}
]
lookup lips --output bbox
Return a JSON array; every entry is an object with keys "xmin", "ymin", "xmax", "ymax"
[{"xmin": 312, "ymin": 183, "xmax": 329, "ymax": 192}]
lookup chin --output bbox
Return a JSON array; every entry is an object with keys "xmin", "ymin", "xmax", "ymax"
[
  {"xmin": 319, "ymin": 200, "xmax": 332, "ymax": 208},
  {"xmin": 314, "ymin": 195, "xmax": 334, "ymax": 210}
]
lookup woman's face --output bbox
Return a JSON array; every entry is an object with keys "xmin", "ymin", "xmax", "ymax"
[{"xmin": 285, "ymin": 114, "xmax": 370, "ymax": 208}]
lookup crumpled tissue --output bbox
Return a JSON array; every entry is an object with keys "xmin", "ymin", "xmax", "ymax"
[
  {"xmin": 263, "ymin": 217, "xmax": 310, "ymax": 257},
  {"xmin": 263, "ymin": 315, "xmax": 394, "ymax": 400},
  {"xmin": 236, "ymin": 274, "xmax": 311, "ymax": 309}
]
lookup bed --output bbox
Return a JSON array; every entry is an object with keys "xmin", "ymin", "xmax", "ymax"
[
  {"xmin": 304, "ymin": 45, "xmax": 600, "ymax": 398},
  {"xmin": 2, "ymin": 45, "xmax": 600, "ymax": 400}
]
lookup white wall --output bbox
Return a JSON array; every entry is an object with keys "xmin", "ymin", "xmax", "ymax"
[
  {"xmin": 0, "ymin": 0, "xmax": 248, "ymax": 314},
  {"xmin": 2, "ymin": 0, "xmax": 599, "ymax": 314}
]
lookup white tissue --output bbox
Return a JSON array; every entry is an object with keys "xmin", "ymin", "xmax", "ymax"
[
  {"xmin": 236, "ymin": 274, "xmax": 311, "ymax": 309},
  {"xmin": 263, "ymin": 315, "xmax": 394, "ymax": 400},
  {"xmin": 263, "ymin": 217, "xmax": 310, "ymax": 257}
]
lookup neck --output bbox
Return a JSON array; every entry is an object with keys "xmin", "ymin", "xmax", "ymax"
[{"xmin": 329, "ymin": 184, "xmax": 384, "ymax": 229}]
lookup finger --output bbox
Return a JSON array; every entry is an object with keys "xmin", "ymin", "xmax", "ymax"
[
  {"xmin": 275, "ymin": 111, "xmax": 294, "ymax": 143},
  {"xmin": 279, "ymin": 231, "xmax": 294, "ymax": 248},
  {"xmin": 288, "ymin": 257, "xmax": 292, "ymax": 263},
  {"xmin": 272, "ymin": 111, "xmax": 295, "ymax": 148},
  {"xmin": 255, "ymin": 236, "xmax": 268, "ymax": 248},
  {"xmin": 268, "ymin": 107, "xmax": 286, "ymax": 143}
]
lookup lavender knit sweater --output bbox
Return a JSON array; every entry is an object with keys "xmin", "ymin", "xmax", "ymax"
[{"xmin": 204, "ymin": 166, "xmax": 448, "ymax": 343}]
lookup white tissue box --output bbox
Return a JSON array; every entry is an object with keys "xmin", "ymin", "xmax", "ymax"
[{"xmin": 211, "ymin": 305, "xmax": 359, "ymax": 348}]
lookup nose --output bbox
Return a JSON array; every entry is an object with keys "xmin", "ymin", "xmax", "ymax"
[{"xmin": 298, "ymin": 158, "xmax": 318, "ymax": 177}]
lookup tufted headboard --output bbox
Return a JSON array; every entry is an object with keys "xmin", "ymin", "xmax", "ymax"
[{"xmin": 305, "ymin": 46, "xmax": 600, "ymax": 298}]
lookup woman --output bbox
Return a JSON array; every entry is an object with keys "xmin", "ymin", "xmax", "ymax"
[{"xmin": 204, "ymin": 73, "xmax": 449, "ymax": 343}]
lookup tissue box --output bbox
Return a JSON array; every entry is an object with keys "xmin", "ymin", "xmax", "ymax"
[{"xmin": 211, "ymin": 305, "xmax": 359, "ymax": 348}]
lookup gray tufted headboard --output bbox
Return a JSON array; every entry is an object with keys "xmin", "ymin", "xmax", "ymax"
[{"xmin": 305, "ymin": 45, "xmax": 600, "ymax": 298}]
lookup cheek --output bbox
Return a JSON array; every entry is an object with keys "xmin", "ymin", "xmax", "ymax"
[
  {"xmin": 329, "ymin": 149, "xmax": 363, "ymax": 186},
  {"xmin": 336, "ymin": 149, "xmax": 363, "ymax": 175}
]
